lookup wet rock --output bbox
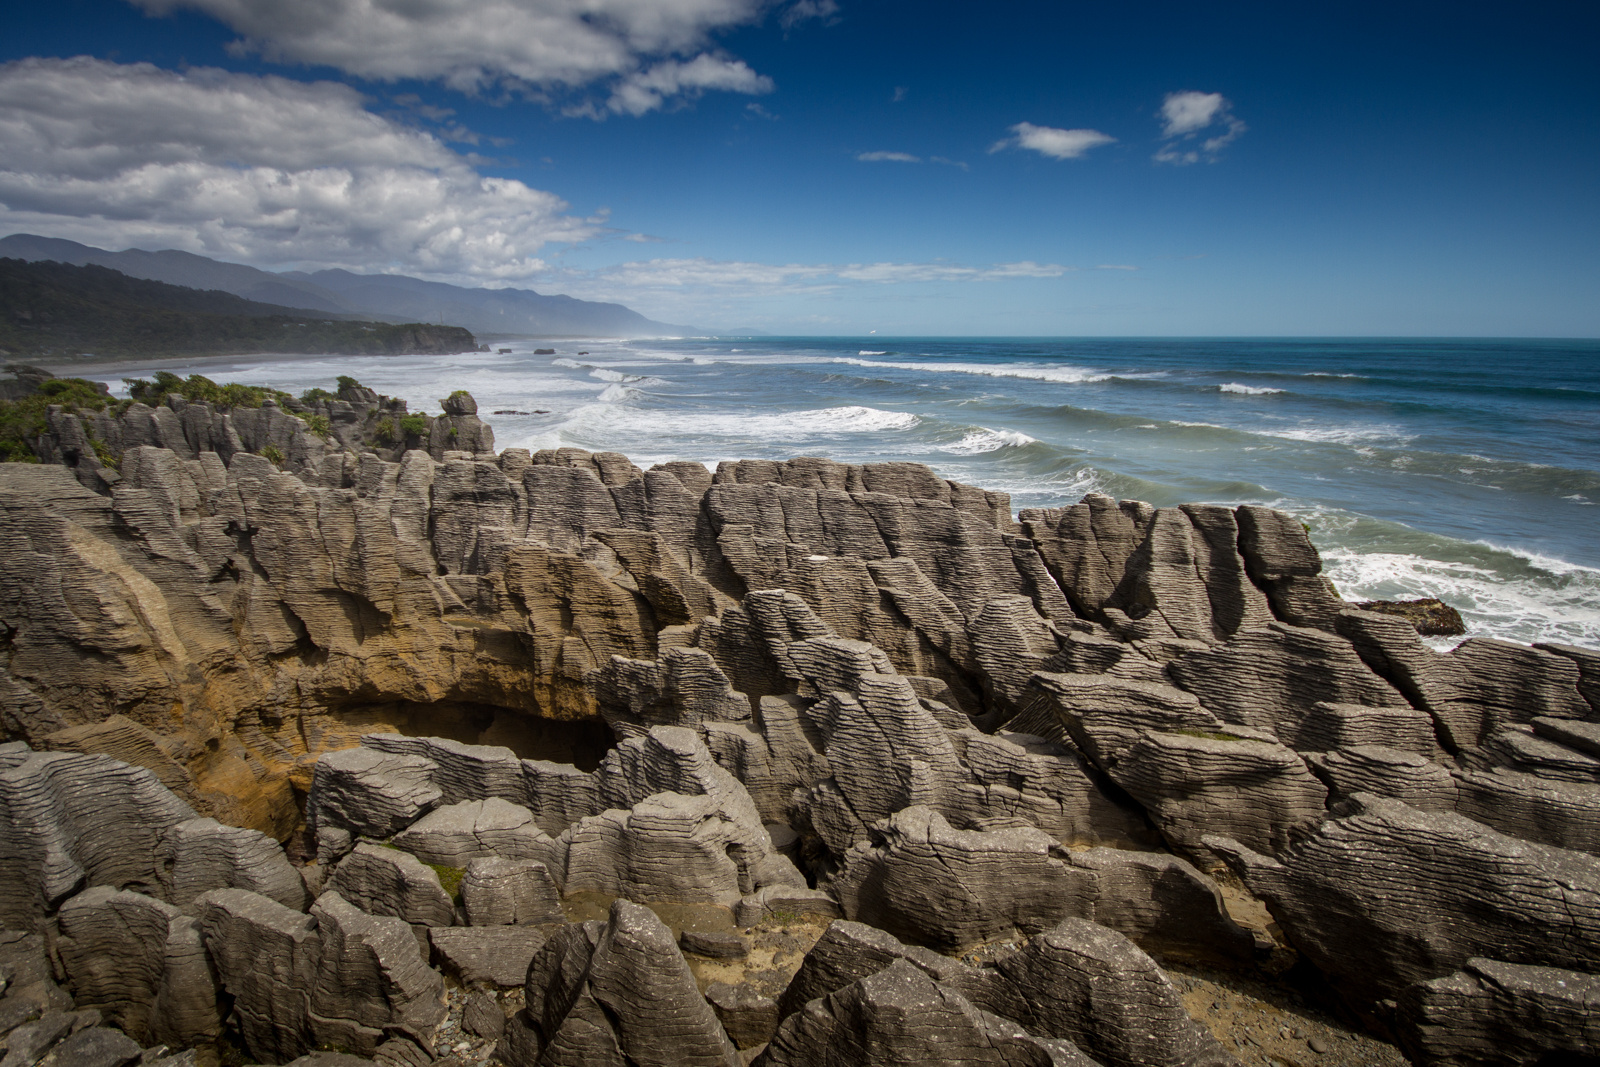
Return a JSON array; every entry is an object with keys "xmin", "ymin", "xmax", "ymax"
[{"xmin": 1352, "ymin": 598, "xmax": 1466, "ymax": 637}]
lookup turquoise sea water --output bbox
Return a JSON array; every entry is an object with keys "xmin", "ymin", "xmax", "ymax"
[{"xmin": 103, "ymin": 337, "xmax": 1600, "ymax": 649}]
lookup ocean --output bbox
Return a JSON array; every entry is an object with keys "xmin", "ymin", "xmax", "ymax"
[{"xmin": 98, "ymin": 337, "xmax": 1600, "ymax": 650}]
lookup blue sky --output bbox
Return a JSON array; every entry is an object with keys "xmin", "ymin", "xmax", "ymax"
[{"xmin": 1, "ymin": 0, "xmax": 1596, "ymax": 335}]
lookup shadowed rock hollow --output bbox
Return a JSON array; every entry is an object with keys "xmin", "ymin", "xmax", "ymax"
[{"xmin": 1, "ymin": 384, "xmax": 1597, "ymax": 1066}]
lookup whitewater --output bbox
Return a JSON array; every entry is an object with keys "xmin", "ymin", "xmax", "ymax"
[{"xmin": 102, "ymin": 336, "xmax": 1600, "ymax": 649}]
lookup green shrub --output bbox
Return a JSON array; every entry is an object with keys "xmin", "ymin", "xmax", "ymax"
[
  {"xmin": 300, "ymin": 386, "xmax": 336, "ymax": 404},
  {"xmin": 373, "ymin": 417, "xmax": 395, "ymax": 443},
  {"xmin": 90, "ymin": 438, "xmax": 119, "ymax": 469},
  {"xmin": 0, "ymin": 376, "xmax": 113, "ymax": 463},
  {"xmin": 399, "ymin": 413, "xmax": 429, "ymax": 437},
  {"xmin": 260, "ymin": 444, "xmax": 285, "ymax": 466},
  {"xmin": 302, "ymin": 413, "xmax": 331, "ymax": 438},
  {"xmin": 336, "ymin": 375, "xmax": 363, "ymax": 394},
  {"xmin": 124, "ymin": 371, "xmax": 291, "ymax": 409}
]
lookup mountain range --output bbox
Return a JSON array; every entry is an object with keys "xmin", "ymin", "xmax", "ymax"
[{"xmin": 0, "ymin": 234, "xmax": 696, "ymax": 338}]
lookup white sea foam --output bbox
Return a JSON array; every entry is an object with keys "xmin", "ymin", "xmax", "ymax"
[
  {"xmin": 538, "ymin": 404, "xmax": 921, "ymax": 449},
  {"xmin": 830, "ymin": 357, "xmax": 1150, "ymax": 384},
  {"xmin": 1258, "ymin": 425, "xmax": 1413, "ymax": 446},
  {"xmin": 551, "ymin": 357, "xmax": 582, "ymax": 368},
  {"xmin": 940, "ymin": 429, "xmax": 1039, "ymax": 455},
  {"xmin": 858, "ymin": 350, "xmax": 888, "ymax": 356},
  {"xmin": 1303, "ymin": 372, "xmax": 1365, "ymax": 379},
  {"xmin": 1218, "ymin": 383, "xmax": 1285, "ymax": 395},
  {"xmin": 1322, "ymin": 548, "xmax": 1600, "ymax": 649}
]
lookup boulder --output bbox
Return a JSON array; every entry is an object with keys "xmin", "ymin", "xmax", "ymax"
[
  {"xmin": 195, "ymin": 887, "xmax": 445, "ymax": 1061},
  {"xmin": 704, "ymin": 981, "xmax": 779, "ymax": 1050},
  {"xmin": 391, "ymin": 798, "xmax": 558, "ymax": 869},
  {"xmin": 0, "ymin": 752, "xmax": 195, "ymax": 926},
  {"xmin": 54, "ymin": 886, "xmax": 220, "ymax": 1046},
  {"xmin": 156, "ymin": 816, "xmax": 306, "ymax": 910},
  {"xmin": 507, "ymin": 899, "xmax": 739, "ymax": 1066},
  {"xmin": 327, "ymin": 841, "xmax": 456, "ymax": 927},
  {"xmin": 1396, "ymin": 958, "xmax": 1600, "ymax": 1067},
  {"xmin": 980, "ymin": 918, "xmax": 1238, "ymax": 1067},
  {"xmin": 461, "ymin": 857, "xmax": 563, "ymax": 926},
  {"xmin": 1109, "ymin": 727, "xmax": 1327, "ymax": 856},
  {"xmin": 831, "ymin": 806, "xmax": 1090, "ymax": 951},
  {"xmin": 1209, "ymin": 793, "xmax": 1600, "ymax": 1010},
  {"xmin": 308, "ymin": 747, "xmax": 441, "ymax": 861},
  {"xmin": 757, "ymin": 958, "xmax": 1094, "ymax": 1066},
  {"xmin": 429, "ymin": 925, "xmax": 550, "ymax": 988}
]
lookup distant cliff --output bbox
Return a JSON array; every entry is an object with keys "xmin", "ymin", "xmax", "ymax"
[
  {"xmin": 0, "ymin": 257, "xmax": 479, "ymax": 360},
  {"xmin": 1, "ymin": 233, "xmax": 699, "ymax": 337}
]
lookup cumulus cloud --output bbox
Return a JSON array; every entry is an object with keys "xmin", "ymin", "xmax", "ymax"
[
  {"xmin": 0, "ymin": 56, "xmax": 595, "ymax": 280},
  {"xmin": 1155, "ymin": 90, "xmax": 1245, "ymax": 164},
  {"xmin": 991, "ymin": 122, "xmax": 1115, "ymax": 160},
  {"xmin": 858, "ymin": 150, "xmax": 921, "ymax": 163},
  {"xmin": 131, "ymin": 0, "xmax": 809, "ymax": 113}
]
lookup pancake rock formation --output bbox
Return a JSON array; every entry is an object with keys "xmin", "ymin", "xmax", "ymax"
[{"xmin": 0, "ymin": 381, "xmax": 1597, "ymax": 1064}]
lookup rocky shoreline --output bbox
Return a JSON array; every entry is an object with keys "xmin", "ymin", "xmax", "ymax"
[{"xmin": 0, "ymin": 374, "xmax": 1596, "ymax": 1066}]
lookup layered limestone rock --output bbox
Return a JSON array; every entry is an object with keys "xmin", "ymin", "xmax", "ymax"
[
  {"xmin": 4, "ymin": 423, "xmax": 1599, "ymax": 1063},
  {"xmin": 195, "ymin": 887, "xmax": 446, "ymax": 1062},
  {"xmin": 1209, "ymin": 794, "xmax": 1600, "ymax": 1011},
  {"xmin": 502, "ymin": 899, "xmax": 740, "ymax": 1066}
]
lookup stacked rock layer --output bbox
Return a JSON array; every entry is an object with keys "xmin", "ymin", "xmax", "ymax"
[{"xmin": 0, "ymin": 390, "xmax": 1597, "ymax": 1065}]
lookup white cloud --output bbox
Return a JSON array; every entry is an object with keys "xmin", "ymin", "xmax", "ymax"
[
  {"xmin": 858, "ymin": 150, "xmax": 921, "ymax": 163},
  {"xmin": 0, "ymin": 57, "xmax": 594, "ymax": 280},
  {"xmin": 606, "ymin": 55, "xmax": 772, "ymax": 115},
  {"xmin": 835, "ymin": 261, "xmax": 1068, "ymax": 282},
  {"xmin": 540, "ymin": 257, "xmax": 1071, "ymax": 296},
  {"xmin": 779, "ymin": 0, "xmax": 839, "ymax": 29},
  {"xmin": 131, "ymin": 0, "xmax": 802, "ymax": 113},
  {"xmin": 1154, "ymin": 90, "xmax": 1245, "ymax": 165},
  {"xmin": 992, "ymin": 122, "xmax": 1116, "ymax": 160}
]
